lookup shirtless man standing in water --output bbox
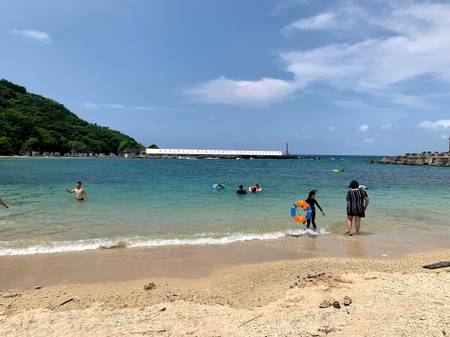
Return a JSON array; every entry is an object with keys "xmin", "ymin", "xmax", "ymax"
[{"xmin": 66, "ymin": 181, "xmax": 87, "ymax": 201}]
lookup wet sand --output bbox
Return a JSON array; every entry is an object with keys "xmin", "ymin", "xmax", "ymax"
[{"xmin": 1, "ymin": 227, "xmax": 449, "ymax": 289}]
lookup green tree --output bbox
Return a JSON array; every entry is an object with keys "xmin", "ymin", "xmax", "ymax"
[
  {"xmin": 21, "ymin": 137, "xmax": 40, "ymax": 152},
  {"xmin": 0, "ymin": 136, "xmax": 12, "ymax": 154},
  {"xmin": 67, "ymin": 140, "xmax": 89, "ymax": 153},
  {"xmin": 147, "ymin": 144, "xmax": 159, "ymax": 149},
  {"xmin": 118, "ymin": 139, "xmax": 139, "ymax": 154}
]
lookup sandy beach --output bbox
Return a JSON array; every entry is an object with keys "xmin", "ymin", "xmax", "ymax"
[{"xmin": 1, "ymin": 233, "xmax": 449, "ymax": 337}]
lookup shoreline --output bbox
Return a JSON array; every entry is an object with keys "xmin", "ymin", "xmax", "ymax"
[
  {"xmin": 1, "ymin": 246, "xmax": 449, "ymax": 336},
  {"xmin": 1, "ymin": 227, "xmax": 449, "ymax": 290}
]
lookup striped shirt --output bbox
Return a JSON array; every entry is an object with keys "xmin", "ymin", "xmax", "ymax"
[{"xmin": 346, "ymin": 188, "xmax": 368, "ymax": 217}]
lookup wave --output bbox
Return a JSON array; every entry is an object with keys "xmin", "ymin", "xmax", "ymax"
[{"xmin": 0, "ymin": 229, "xmax": 329, "ymax": 256}]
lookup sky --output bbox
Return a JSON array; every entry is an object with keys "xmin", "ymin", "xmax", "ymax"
[{"xmin": 1, "ymin": 0, "xmax": 450, "ymax": 155}]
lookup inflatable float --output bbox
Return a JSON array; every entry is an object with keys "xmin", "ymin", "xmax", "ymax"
[{"xmin": 290, "ymin": 200, "xmax": 312, "ymax": 223}]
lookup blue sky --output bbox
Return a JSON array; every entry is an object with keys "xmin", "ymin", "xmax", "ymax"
[{"xmin": 1, "ymin": 0, "xmax": 450, "ymax": 155}]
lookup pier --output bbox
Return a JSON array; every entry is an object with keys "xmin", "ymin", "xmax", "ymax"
[{"xmin": 145, "ymin": 147, "xmax": 298, "ymax": 159}]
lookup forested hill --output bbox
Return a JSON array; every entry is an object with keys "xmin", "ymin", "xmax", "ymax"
[{"xmin": 0, "ymin": 79, "xmax": 141, "ymax": 155}]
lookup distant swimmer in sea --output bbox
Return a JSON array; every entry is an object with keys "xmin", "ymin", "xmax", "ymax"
[
  {"xmin": 0, "ymin": 197, "xmax": 8, "ymax": 208},
  {"xmin": 248, "ymin": 183, "xmax": 262, "ymax": 193},
  {"xmin": 66, "ymin": 181, "xmax": 87, "ymax": 201},
  {"xmin": 236, "ymin": 185, "xmax": 247, "ymax": 195},
  {"xmin": 346, "ymin": 180, "xmax": 369, "ymax": 236},
  {"xmin": 304, "ymin": 190, "xmax": 325, "ymax": 231},
  {"xmin": 212, "ymin": 183, "xmax": 225, "ymax": 190}
]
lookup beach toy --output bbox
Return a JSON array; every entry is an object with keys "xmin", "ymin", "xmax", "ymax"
[
  {"xmin": 332, "ymin": 168, "xmax": 344, "ymax": 173},
  {"xmin": 290, "ymin": 200, "xmax": 312, "ymax": 222}
]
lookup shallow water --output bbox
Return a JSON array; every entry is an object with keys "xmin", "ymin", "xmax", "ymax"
[{"xmin": 0, "ymin": 156, "xmax": 449, "ymax": 255}]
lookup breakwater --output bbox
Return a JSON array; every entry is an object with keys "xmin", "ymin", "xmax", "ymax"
[{"xmin": 375, "ymin": 151, "xmax": 450, "ymax": 167}]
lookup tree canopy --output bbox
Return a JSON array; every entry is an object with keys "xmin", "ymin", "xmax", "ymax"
[{"xmin": 0, "ymin": 79, "xmax": 142, "ymax": 155}]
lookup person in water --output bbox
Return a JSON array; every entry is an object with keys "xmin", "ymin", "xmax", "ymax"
[
  {"xmin": 236, "ymin": 185, "xmax": 247, "ymax": 195},
  {"xmin": 214, "ymin": 183, "xmax": 225, "ymax": 189},
  {"xmin": 305, "ymin": 190, "xmax": 325, "ymax": 231},
  {"xmin": 66, "ymin": 181, "xmax": 87, "ymax": 201},
  {"xmin": 0, "ymin": 197, "xmax": 8, "ymax": 208},
  {"xmin": 248, "ymin": 183, "xmax": 262, "ymax": 193},
  {"xmin": 346, "ymin": 180, "xmax": 369, "ymax": 236}
]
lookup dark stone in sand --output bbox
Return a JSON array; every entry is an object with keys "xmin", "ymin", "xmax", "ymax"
[
  {"xmin": 144, "ymin": 282, "xmax": 157, "ymax": 291},
  {"xmin": 333, "ymin": 301, "xmax": 341, "ymax": 309},
  {"xmin": 343, "ymin": 296, "xmax": 352, "ymax": 306}
]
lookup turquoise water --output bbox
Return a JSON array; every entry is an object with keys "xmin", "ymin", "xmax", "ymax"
[{"xmin": 0, "ymin": 157, "xmax": 449, "ymax": 255}]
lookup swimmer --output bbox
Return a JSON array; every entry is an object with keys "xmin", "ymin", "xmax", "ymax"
[
  {"xmin": 236, "ymin": 185, "xmax": 247, "ymax": 195},
  {"xmin": 212, "ymin": 183, "xmax": 225, "ymax": 190},
  {"xmin": 248, "ymin": 183, "xmax": 262, "ymax": 193},
  {"xmin": 0, "ymin": 197, "xmax": 8, "ymax": 208},
  {"xmin": 66, "ymin": 181, "xmax": 87, "ymax": 201}
]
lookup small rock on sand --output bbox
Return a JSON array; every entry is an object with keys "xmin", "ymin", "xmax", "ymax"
[
  {"xmin": 34, "ymin": 286, "xmax": 42, "ymax": 290},
  {"xmin": 343, "ymin": 296, "xmax": 352, "ymax": 306},
  {"xmin": 333, "ymin": 301, "xmax": 341, "ymax": 309},
  {"xmin": 144, "ymin": 282, "xmax": 157, "ymax": 291},
  {"xmin": 3, "ymin": 292, "xmax": 19, "ymax": 298},
  {"xmin": 319, "ymin": 297, "xmax": 334, "ymax": 308}
]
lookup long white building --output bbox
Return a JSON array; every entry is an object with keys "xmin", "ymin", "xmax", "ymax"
[{"xmin": 146, "ymin": 148, "xmax": 283, "ymax": 157}]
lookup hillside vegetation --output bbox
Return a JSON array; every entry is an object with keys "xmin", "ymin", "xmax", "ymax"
[{"xmin": 0, "ymin": 79, "xmax": 142, "ymax": 155}]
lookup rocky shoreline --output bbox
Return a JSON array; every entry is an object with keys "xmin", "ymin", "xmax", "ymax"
[{"xmin": 375, "ymin": 151, "xmax": 450, "ymax": 167}]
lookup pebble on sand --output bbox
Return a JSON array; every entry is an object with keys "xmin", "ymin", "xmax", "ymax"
[
  {"xmin": 144, "ymin": 282, "xmax": 157, "ymax": 291},
  {"xmin": 343, "ymin": 296, "xmax": 352, "ymax": 306},
  {"xmin": 333, "ymin": 301, "xmax": 341, "ymax": 309},
  {"xmin": 2, "ymin": 292, "xmax": 19, "ymax": 298},
  {"xmin": 319, "ymin": 297, "xmax": 334, "ymax": 308}
]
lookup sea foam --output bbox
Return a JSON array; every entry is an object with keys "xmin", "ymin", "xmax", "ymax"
[{"xmin": 0, "ymin": 229, "xmax": 328, "ymax": 256}]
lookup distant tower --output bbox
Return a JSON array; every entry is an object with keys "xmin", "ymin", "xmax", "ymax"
[{"xmin": 285, "ymin": 142, "xmax": 289, "ymax": 156}]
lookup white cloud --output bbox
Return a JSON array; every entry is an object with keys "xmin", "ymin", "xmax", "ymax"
[
  {"xmin": 187, "ymin": 3, "xmax": 450, "ymax": 107},
  {"xmin": 359, "ymin": 124, "xmax": 369, "ymax": 132},
  {"xmin": 380, "ymin": 123, "xmax": 392, "ymax": 130},
  {"xmin": 284, "ymin": 12, "xmax": 337, "ymax": 31},
  {"xmin": 280, "ymin": 3, "xmax": 450, "ymax": 94},
  {"xmin": 419, "ymin": 120, "xmax": 450, "ymax": 130},
  {"xmin": 185, "ymin": 76, "xmax": 298, "ymax": 106},
  {"xmin": 282, "ymin": 6, "xmax": 367, "ymax": 33},
  {"xmin": 328, "ymin": 126, "xmax": 336, "ymax": 131},
  {"xmin": 11, "ymin": 29, "xmax": 51, "ymax": 44}
]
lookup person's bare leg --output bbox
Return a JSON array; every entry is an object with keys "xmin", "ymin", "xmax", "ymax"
[
  {"xmin": 0, "ymin": 197, "xmax": 8, "ymax": 208},
  {"xmin": 346, "ymin": 216, "xmax": 353, "ymax": 235},
  {"xmin": 355, "ymin": 216, "xmax": 361, "ymax": 234}
]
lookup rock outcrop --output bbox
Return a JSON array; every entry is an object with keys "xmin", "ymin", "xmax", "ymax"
[{"xmin": 375, "ymin": 151, "xmax": 450, "ymax": 167}]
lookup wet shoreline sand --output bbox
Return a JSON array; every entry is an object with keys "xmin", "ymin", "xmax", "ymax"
[{"xmin": 1, "ymin": 226, "xmax": 449, "ymax": 290}]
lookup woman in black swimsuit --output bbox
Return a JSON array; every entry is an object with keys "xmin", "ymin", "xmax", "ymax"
[{"xmin": 346, "ymin": 180, "xmax": 369, "ymax": 235}]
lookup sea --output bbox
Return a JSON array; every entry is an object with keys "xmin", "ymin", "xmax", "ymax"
[{"xmin": 0, "ymin": 156, "xmax": 449, "ymax": 255}]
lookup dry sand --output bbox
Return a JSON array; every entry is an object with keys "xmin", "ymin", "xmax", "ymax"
[{"xmin": 1, "ymin": 243, "xmax": 449, "ymax": 337}]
